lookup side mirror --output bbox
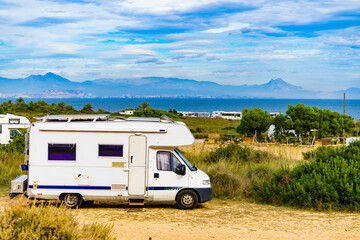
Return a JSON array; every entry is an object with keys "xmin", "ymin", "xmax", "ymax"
[{"xmin": 176, "ymin": 165, "xmax": 186, "ymax": 175}]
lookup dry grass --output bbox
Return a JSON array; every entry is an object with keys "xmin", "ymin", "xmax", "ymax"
[{"xmin": 0, "ymin": 196, "xmax": 114, "ymax": 239}]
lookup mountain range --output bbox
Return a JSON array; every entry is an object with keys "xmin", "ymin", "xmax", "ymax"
[{"xmin": 0, "ymin": 72, "xmax": 359, "ymax": 99}]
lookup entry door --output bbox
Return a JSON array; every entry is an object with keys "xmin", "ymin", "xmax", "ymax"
[{"xmin": 128, "ymin": 135, "xmax": 147, "ymax": 196}]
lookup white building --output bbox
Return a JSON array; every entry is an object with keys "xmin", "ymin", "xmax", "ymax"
[
  {"xmin": 270, "ymin": 112, "xmax": 280, "ymax": 117},
  {"xmin": 119, "ymin": 110, "xmax": 134, "ymax": 115},
  {"xmin": 0, "ymin": 114, "xmax": 30, "ymax": 145},
  {"xmin": 180, "ymin": 112, "xmax": 210, "ymax": 118},
  {"xmin": 211, "ymin": 111, "xmax": 242, "ymax": 120}
]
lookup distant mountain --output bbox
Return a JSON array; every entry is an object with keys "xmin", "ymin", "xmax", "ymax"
[{"xmin": 0, "ymin": 73, "xmax": 359, "ymax": 99}]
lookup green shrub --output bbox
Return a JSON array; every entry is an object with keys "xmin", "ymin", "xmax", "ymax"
[
  {"xmin": 0, "ymin": 197, "xmax": 114, "ymax": 239},
  {"xmin": 0, "ymin": 134, "xmax": 25, "ymax": 153},
  {"xmin": 183, "ymin": 144, "xmax": 282, "ymax": 199},
  {"xmin": 255, "ymin": 141, "xmax": 360, "ymax": 211},
  {"xmin": 0, "ymin": 150, "xmax": 23, "ymax": 187},
  {"xmin": 133, "ymin": 108, "xmax": 181, "ymax": 119},
  {"xmin": 202, "ymin": 144, "xmax": 273, "ymax": 164}
]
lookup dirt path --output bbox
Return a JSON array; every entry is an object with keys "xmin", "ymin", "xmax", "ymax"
[{"xmin": 1, "ymin": 196, "xmax": 359, "ymax": 240}]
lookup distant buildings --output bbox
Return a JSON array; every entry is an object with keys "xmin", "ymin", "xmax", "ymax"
[
  {"xmin": 212, "ymin": 111, "xmax": 242, "ymax": 120},
  {"xmin": 119, "ymin": 110, "xmax": 134, "ymax": 115},
  {"xmin": 180, "ymin": 112, "xmax": 211, "ymax": 118},
  {"xmin": 180, "ymin": 111, "xmax": 242, "ymax": 120}
]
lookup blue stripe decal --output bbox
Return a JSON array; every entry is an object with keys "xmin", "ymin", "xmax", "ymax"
[
  {"xmin": 29, "ymin": 185, "xmax": 111, "ymax": 190},
  {"xmin": 147, "ymin": 187, "xmax": 183, "ymax": 190},
  {"xmin": 29, "ymin": 185, "xmax": 183, "ymax": 191}
]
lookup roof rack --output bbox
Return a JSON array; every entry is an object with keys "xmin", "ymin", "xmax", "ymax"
[
  {"xmin": 126, "ymin": 117, "xmax": 161, "ymax": 122},
  {"xmin": 38, "ymin": 114, "xmax": 110, "ymax": 122}
]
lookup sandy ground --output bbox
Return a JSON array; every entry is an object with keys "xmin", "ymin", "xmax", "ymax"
[{"xmin": 1, "ymin": 196, "xmax": 360, "ymax": 240}]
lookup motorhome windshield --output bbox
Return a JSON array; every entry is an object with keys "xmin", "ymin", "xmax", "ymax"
[{"xmin": 175, "ymin": 149, "xmax": 197, "ymax": 171}]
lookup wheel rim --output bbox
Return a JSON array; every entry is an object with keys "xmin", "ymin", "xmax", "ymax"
[
  {"xmin": 181, "ymin": 194, "xmax": 194, "ymax": 206},
  {"xmin": 65, "ymin": 194, "xmax": 78, "ymax": 207}
]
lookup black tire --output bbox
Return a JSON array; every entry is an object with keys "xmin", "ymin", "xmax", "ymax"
[
  {"xmin": 63, "ymin": 193, "xmax": 83, "ymax": 209},
  {"xmin": 177, "ymin": 190, "xmax": 198, "ymax": 210}
]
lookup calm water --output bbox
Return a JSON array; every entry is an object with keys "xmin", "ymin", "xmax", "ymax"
[{"xmin": 1, "ymin": 98, "xmax": 359, "ymax": 121}]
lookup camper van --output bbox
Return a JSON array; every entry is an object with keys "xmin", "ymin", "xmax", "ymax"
[
  {"xmin": 0, "ymin": 114, "xmax": 30, "ymax": 145},
  {"xmin": 10, "ymin": 115, "xmax": 212, "ymax": 209}
]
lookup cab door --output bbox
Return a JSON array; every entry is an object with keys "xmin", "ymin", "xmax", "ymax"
[{"xmin": 151, "ymin": 150, "xmax": 188, "ymax": 201}]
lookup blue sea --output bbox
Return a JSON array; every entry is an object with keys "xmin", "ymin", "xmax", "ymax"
[{"xmin": 1, "ymin": 98, "xmax": 359, "ymax": 121}]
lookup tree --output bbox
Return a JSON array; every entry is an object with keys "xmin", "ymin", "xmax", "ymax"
[
  {"xmin": 136, "ymin": 101, "xmax": 151, "ymax": 111},
  {"xmin": 16, "ymin": 97, "xmax": 24, "ymax": 103},
  {"xmin": 81, "ymin": 103, "xmax": 94, "ymax": 113},
  {"xmin": 57, "ymin": 101, "xmax": 66, "ymax": 110},
  {"xmin": 236, "ymin": 108, "xmax": 272, "ymax": 139}
]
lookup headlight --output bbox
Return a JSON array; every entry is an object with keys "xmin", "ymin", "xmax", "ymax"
[{"xmin": 202, "ymin": 180, "xmax": 210, "ymax": 185}]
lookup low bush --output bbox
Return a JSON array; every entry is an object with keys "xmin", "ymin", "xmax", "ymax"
[
  {"xmin": 0, "ymin": 150, "xmax": 23, "ymax": 187},
  {"xmin": 0, "ymin": 135, "xmax": 26, "ymax": 187},
  {"xmin": 201, "ymin": 144, "xmax": 274, "ymax": 164},
  {"xmin": 254, "ymin": 141, "xmax": 360, "ymax": 211},
  {"xmin": 184, "ymin": 144, "xmax": 282, "ymax": 199},
  {"xmin": 0, "ymin": 197, "xmax": 114, "ymax": 239}
]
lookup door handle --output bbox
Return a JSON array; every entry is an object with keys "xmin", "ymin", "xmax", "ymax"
[{"xmin": 131, "ymin": 156, "xmax": 133, "ymax": 163}]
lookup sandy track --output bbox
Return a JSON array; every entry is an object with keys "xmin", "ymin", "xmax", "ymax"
[{"xmin": 2, "ymin": 196, "xmax": 359, "ymax": 240}]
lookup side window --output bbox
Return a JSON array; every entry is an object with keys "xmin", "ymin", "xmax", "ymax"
[
  {"xmin": 99, "ymin": 144, "xmax": 123, "ymax": 157},
  {"xmin": 157, "ymin": 151, "xmax": 171, "ymax": 171},
  {"xmin": 172, "ymin": 154, "xmax": 182, "ymax": 172},
  {"xmin": 157, "ymin": 151, "xmax": 183, "ymax": 172},
  {"xmin": 48, "ymin": 144, "xmax": 76, "ymax": 161},
  {"xmin": 0, "ymin": 124, "xmax": 2, "ymax": 134},
  {"xmin": 9, "ymin": 118, "xmax": 20, "ymax": 124},
  {"xmin": 10, "ymin": 130, "xmax": 19, "ymax": 139}
]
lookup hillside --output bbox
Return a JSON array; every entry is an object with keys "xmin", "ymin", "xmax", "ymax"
[{"xmin": 0, "ymin": 73, "xmax": 359, "ymax": 99}]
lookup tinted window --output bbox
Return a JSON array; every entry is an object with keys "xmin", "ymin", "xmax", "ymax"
[
  {"xmin": 99, "ymin": 144, "xmax": 123, "ymax": 157},
  {"xmin": 48, "ymin": 144, "xmax": 76, "ymax": 161},
  {"xmin": 0, "ymin": 124, "xmax": 2, "ymax": 134},
  {"xmin": 10, "ymin": 130, "xmax": 19, "ymax": 139}
]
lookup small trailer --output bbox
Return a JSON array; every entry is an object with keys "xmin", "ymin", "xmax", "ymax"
[
  {"xmin": 11, "ymin": 114, "xmax": 212, "ymax": 209},
  {"xmin": 0, "ymin": 114, "xmax": 30, "ymax": 145}
]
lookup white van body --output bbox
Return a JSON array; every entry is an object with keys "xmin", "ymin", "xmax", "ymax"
[
  {"xmin": 23, "ymin": 115, "xmax": 212, "ymax": 209},
  {"xmin": 0, "ymin": 114, "xmax": 30, "ymax": 145}
]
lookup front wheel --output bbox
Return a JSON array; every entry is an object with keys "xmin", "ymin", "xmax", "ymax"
[
  {"xmin": 177, "ymin": 190, "xmax": 198, "ymax": 209},
  {"xmin": 63, "ymin": 193, "xmax": 83, "ymax": 209}
]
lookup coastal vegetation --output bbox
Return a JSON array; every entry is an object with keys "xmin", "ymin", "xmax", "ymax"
[
  {"xmin": 183, "ymin": 144, "xmax": 296, "ymax": 199},
  {"xmin": 255, "ymin": 141, "xmax": 360, "ymax": 211}
]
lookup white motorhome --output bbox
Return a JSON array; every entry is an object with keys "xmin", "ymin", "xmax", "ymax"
[
  {"xmin": 11, "ymin": 115, "xmax": 212, "ymax": 209},
  {"xmin": 0, "ymin": 114, "xmax": 30, "ymax": 145}
]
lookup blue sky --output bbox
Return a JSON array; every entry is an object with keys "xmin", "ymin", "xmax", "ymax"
[{"xmin": 0, "ymin": 0, "xmax": 359, "ymax": 91}]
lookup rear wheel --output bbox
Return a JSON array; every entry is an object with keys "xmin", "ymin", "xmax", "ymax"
[
  {"xmin": 177, "ymin": 190, "xmax": 198, "ymax": 209},
  {"xmin": 63, "ymin": 193, "xmax": 83, "ymax": 209}
]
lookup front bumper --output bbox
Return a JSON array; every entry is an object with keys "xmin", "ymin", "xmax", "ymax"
[{"xmin": 194, "ymin": 187, "xmax": 212, "ymax": 203}]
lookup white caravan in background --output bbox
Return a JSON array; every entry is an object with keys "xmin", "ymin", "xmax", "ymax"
[
  {"xmin": 0, "ymin": 114, "xmax": 30, "ymax": 145},
  {"xmin": 10, "ymin": 115, "xmax": 212, "ymax": 209}
]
